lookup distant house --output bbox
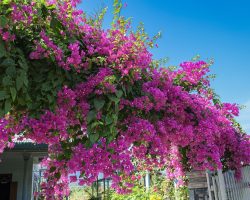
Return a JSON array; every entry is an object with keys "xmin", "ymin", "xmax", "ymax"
[{"xmin": 0, "ymin": 141, "xmax": 47, "ymax": 200}]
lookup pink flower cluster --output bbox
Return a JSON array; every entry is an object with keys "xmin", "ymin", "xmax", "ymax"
[
  {"xmin": 173, "ymin": 61, "xmax": 210, "ymax": 86},
  {"xmin": 0, "ymin": 29, "xmax": 15, "ymax": 42},
  {"xmin": 11, "ymin": 2, "xmax": 36, "ymax": 25}
]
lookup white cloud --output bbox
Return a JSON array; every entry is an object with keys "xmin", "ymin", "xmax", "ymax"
[{"xmin": 237, "ymin": 100, "xmax": 250, "ymax": 133}]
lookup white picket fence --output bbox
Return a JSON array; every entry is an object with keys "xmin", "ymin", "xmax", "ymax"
[{"xmin": 208, "ymin": 166, "xmax": 250, "ymax": 200}]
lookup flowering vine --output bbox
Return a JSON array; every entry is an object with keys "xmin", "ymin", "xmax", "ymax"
[{"xmin": 0, "ymin": 0, "xmax": 249, "ymax": 199}]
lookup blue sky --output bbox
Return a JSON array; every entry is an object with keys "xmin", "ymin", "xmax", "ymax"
[{"xmin": 80, "ymin": 0, "xmax": 250, "ymax": 132}]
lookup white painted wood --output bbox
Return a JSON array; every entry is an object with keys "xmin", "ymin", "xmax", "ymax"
[
  {"xmin": 217, "ymin": 170, "xmax": 227, "ymax": 200},
  {"xmin": 145, "ymin": 171, "xmax": 150, "ymax": 191},
  {"xmin": 211, "ymin": 176, "xmax": 219, "ymax": 200},
  {"xmin": 206, "ymin": 171, "xmax": 213, "ymax": 200},
  {"xmin": 210, "ymin": 166, "xmax": 250, "ymax": 200}
]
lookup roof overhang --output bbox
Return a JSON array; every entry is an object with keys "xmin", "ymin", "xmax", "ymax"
[{"xmin": 5, "ymin": 142, "xmax": 48, "ymax": 153}]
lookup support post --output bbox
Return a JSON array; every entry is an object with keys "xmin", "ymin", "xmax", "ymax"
[
  {"xmin": 145, "ymin": 171, "xmax": 150, "ymax": 191},
  {"xmin": 217, "ymin": 169, "xmax": 227, "ymax": 200},
  {"xmin": 96, "ymin": 178, "xmax": 99, "ymax": 198},
  {"xmin": 22, "ymin": 153, "xmax": 31, "ymax": 200},
  {"xmin": 173, "ymin": 181, "xmax": 179, "ymax": 200},
  {"xmin": 206, "ymin": 170, "xmax": 213, "ymax": 200},
  {"xmin": 212, "ymin": 176, "xmax": 219, "ymax": 200}
]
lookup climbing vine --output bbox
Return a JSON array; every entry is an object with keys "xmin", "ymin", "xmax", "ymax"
[{"xmin": 0, "ymin": 0, "xmax": 249, "ymax": 199}]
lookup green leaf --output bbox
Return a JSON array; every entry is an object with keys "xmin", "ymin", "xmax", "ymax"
[
  {"xmin": 18, "ymin": 59, "xmax": 28, "ymax": 70},
  {"xmin": 20, "ymin": 71, "xmax": 28, "ymax": 87},
  {"xmin": 50, "ymin": 17, "xmax": 63, "ymax": 33},
  {"xmin": 2, "ymin": 58, "xmax": 15, "ymax": 68},
  {"xmin": 105, "ymin": 115, "xmax": 113, "ymax": 125},
  {"xmin": 106, "ymin": 101, "xmax": 112, "ymax": 110},
  {"xmin": 2, "ymin": 0, "xmax": 11, "ymax": 5},
  {"xmin": 47, "ymin": 3, "xmax": 56, "ymax": 10},
  {"xmin": 4, "ymin": 100, "xmax": 11, "ymax": 113},
  {"xmin": 87, "ymin": 110, "xmax": 96, "ymax": 123},
  {"xmin": 115, "ymin": 103, "xmax": 119, "ymax": 112},
  {"xmin": 49, "ymin": 166, "xmax": 57, "ymax": 173},
  {"xmin": 0, "ymin": 109, "xmax": 4, "ymax": 118},
  {"xmin": 41, "ymin": 4, "xmax": 49, "ymax": 18},
  {"xmin": 108, "ymin": 94, "xmax": 120, "ymax": 104},
  {"xmin": 0, "ymin": 91, "xmax": 9, "ymax": 100},
  {"xmin": 17, "ymin": 97, "xmax": 25, "ymax": 106},
  {"xmin": 54, "ymin": 172, "xmax": 61, "ymax": 179},
  {"xmin": 90, "ymin": 133, "xmax": 99, "ymax": 143},
  {"xmin": 112, "ymin": 113, "xmax": 118, "ymax": 123},
  {"xmin": 94, "ymin": 98, "xmax": 105, "ymax": 110},
  {"xmin": 0, "ymin": 39, "xmax": 6, "ymax": 58},
  {"xmin": 90, "ymin": 121, "xmax": 101, "ymax": 129},
  {"xmin": 41, "ymin": 82, "xmax": 51, "ymax": 92},
  {"xmin": 6, "ymin": 66, "xmax": 16, "ymax": 76},
  {"xmin": 0, "ymin": 16, "xmax": 8, "ymax": 27},
  {"xmin": 115, "ymin": 89, "xmax": 123, "ymax": 98},
  {"xmin": 16, "ymin": 76, "xmax": 23, "ymax": 91},
  {"xmin": 10, "ymin": 87, "xmax": 16, "ymax": 101},
  {"xmin": 23, "ymin": 76, "xmax": 28, "ymax": 87},
  {"xmin": 88, "ymin": 60, "xmax": 92, "ymax": 69},
  {"xmin": 2, "ymin": 76, "xmax": 12, "ymax": 86}
]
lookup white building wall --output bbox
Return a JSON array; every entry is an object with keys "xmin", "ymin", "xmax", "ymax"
[{"xmin": 0, "ymin": 152, "xmax": 33, "ymax": 200}]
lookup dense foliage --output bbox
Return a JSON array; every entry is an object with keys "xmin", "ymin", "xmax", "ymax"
[{"xmin": 0, "ymin": 0, "xmax": 250, "ymax": 199}]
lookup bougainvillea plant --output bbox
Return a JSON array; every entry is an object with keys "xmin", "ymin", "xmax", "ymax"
[{"xmin": 0, "ymin": 0, "xmax": 249, "ymax": 199}]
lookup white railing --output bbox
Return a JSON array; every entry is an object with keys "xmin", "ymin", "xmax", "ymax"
[{"xmin": 208, "ymin": 166, "xmax": 250, "ymax": 200}]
